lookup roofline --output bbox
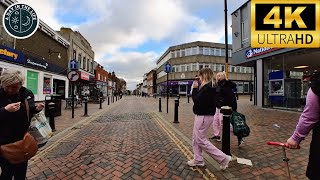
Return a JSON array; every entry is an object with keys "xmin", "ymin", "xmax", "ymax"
[
  {"xmin": 231, "ymin": 0, "xmax": 250, "ymax": 15},
  {"xmin": 156, "ymin": 41, "xmax": 232, "ymax": 64}
]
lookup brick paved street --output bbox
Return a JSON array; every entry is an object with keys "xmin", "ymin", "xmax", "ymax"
[
  {"xmin": 26, "ymin": 96, "xmax": 310, "ymax": 179},
  {"xmin": 27, "ymin": 96, "xmax": 218, "ymax": 180}
]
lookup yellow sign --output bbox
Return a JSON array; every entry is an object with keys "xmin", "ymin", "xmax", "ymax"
[
  {"xmin": 0, "ymin": 48, "xmax": 18, "ymax": 60},
  {"xmin": 251, "ymin": 0, "xmax": 320, "ymax": 48}
]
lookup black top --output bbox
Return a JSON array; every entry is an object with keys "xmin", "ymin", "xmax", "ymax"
[
  {"xmin": 192, "ymin": 82, "xmax": 216, "ymax": 115},
  {"xmin": 216, "ymin": 79, "xmax": 237, "ymax": 111},
  {"xmin": 0, "ymin": 87, "xmax": 38, "ymax": 145}
]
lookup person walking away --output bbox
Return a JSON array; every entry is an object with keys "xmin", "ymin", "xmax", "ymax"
[
  {"xmin": 0, "ymin": 69, "xmax": 44, "ymax": 179},
  {"xmin": 187, "ymin": 68, "xmax": 232, "ymax": 170},
  {"xmin": 286, "ymin": 71, "xmax": 320, "ymax": 180}
]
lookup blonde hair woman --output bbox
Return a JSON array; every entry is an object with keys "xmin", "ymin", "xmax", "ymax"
[
  {"xmin": 0, "ymin": 69, "xmax": 44, "ymax": 179},
  {"xmin": 187, "ymin": 68, "xmax": 232, "ymax": 170},
  {"xmin": 210, "ymin": 71, "xmax": 241, "ymax": 145}
]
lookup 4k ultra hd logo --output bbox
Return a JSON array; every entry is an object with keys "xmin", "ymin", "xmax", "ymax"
[
  {"xmin": 251, "ymin": 0, "xmax": 320, "ymax": 48},
  {"xmin": 3, "ymin": 3, "xmax": 39, "ymax": 39}
]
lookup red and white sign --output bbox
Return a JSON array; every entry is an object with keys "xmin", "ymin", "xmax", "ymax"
[{"xmin": 80, "ymin": 72, "xmax": 90, "ymax": 81}]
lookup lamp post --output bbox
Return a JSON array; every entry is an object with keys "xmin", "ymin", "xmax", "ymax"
[{"xmin": 224, "ymin": 0, "xmax": 229, "ymax": 79}]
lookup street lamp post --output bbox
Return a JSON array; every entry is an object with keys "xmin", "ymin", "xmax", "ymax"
[{"xmin": 224, "ymin": 0, "xmax": 229, "ymax": 79}]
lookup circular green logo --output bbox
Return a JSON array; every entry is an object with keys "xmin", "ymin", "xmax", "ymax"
[{"xmin": 3, "ymin": 3, "xmax": 39, "ymax": 39}]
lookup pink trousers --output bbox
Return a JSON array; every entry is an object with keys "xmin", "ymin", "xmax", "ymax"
[
  {"xmin": 213, "ymin": 108, "xmax": 233, "ymax": 136},
  {"xmin": 192, "ymin": 115, "xmax": 228, "ymax": 163}
]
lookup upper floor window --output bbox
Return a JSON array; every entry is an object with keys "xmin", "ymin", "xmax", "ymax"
[
  {"xmin": 221, "ymin": 49, "xmax": 226, "ymax": 57},
  {"xmin": 186, "ymin": 48, "xmax": 192, "ymax": 56},
  {"xmin": 210, "ymin": 48, "xmax": 214, "ymax": 55},
  {"xmin": 181, "ymin": 65, "xmax": 186, "ymax": 72},
  {"xmin": 192, "ymin": 64, "xmax": 197, "ymax": 71},
  {"xmin": 73, "ymin": 50, "xmax": 76, "ymax": 59},
  {"xmin": 83, "ymin": 56, "xmax": 86, "ymax": 70},
  {"xmin": 199, "ymin": 47, "xmax": 203, "ymax": 55},
  {"xmin": 87, "ymin": 59, "xmax": 90, "ymax": 71},
  {"xmin": 171, "ymin": 51, "xmax": 175, "ymax": 58},
  {"xmin": 214, "ymin": 48, "xmax": 220, "ymax": 56},
  {"xmin": 175, "ymin": 50, "xmax": 180, "ymax": 58},
  {"xmin": 203, "ymin": 48, "xmax": 209, "ymax": 55},
  {"xmin": 192, "ymin": 47, "xmax": 197, "ymax": 55},
  {"xmin": 78, "ymin": 54, "xmax": 82, "ymax": 68},
  {"xmin": 181, "ymin": 50, "xmax": 185, "ymax": 57}
]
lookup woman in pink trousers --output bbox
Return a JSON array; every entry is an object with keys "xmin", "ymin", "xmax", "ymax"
[{"xmin": 187, "ymin": 68, "xmax": 232, "ymax": 170}]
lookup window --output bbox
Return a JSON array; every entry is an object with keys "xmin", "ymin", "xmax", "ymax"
[
  {"xmin": 171, "ymin": 51, "xmax": 175, "ymax": 58},
  {"xmin": 181, "ymin": 50, "xmax": 185, "ymax": 57},
  {"xmin": 217, "ymin": 64, "xmax": 221, "ymax": 71},
  {"xmin": 87, "ymin": 59, "xmax": 90, "ymax": 71},
  {"xmin": 192, "ymin": 47, "xmax": 197, "ymax": 55},
  {"xmin": 181, "ymin": 65, "xmax": 186, "ymax": 72},
  {"xmin": 244, "ymin": 83, "xmax": 249, "ymax": 93},
  {"xmin": 186, "ymin": 64, "xmax": 190, "ymax": 71},
  {"xmin": 241, "ymin": 67, "xmax": 246, "ymax": 73},
  {"xmin": 221, "ymin": 49, "xmax": 225, "ymax": 56},
  {"xmin": 186, "ymin": 48, "xmax": 192, "ymax": 56},
  {"xmin": 229, "ymin": 50, "xmax": 232, "ymax": 57},
  {"xmin": 210, "ymin": 48, "xmax": 214, "ymax": 55},
  {"xmin": 73, "ymin": 50, "xmax": 76, "ymax": 59},
  {"xmin": 78, "ymin": 54, "xmax": 82, "ymax": 68},
  {"xmin": 232, "ymin": 66, "xmax": 236, "ymax": 72},
  {"xmin": 176, "ymin": 66, "xmax": 180, "ymax": 72},
  {"xmin": 176, "ymin": 50, "xmax": 180, "ymax": 58},
  {"xmin": 214, "ymin": 48, "xmax": 220, "ymax": 56},
  {"xmin": 192, "ymin": 64, "xmax": 197, "ymax": 71},
  {"xmin": 98, "ymin": 74, "xmax": 100, "ymax": 80},
  {"xmin": 221, "ymin": 65, "xmax": 225, "ymax": 72},
  {"xmin": 199, "ymin": 47, "xmax": 203, "ymax": 55},
  {"xmin": 245, "ymin": 67, "xmax": 250, "ymax": 73},
  {"xmin": 205, "ymin": 64, "xmax": 210, "ymax": 68},
  {"xmin": 199, "ymin": 64, "xmax": 204, "ymax": 70},
  {"xmin": 203, "ymin": 48, "xmax": 209, "ymax": 55},
  {"xmin": 211, "ymin": 64, "xmax": 216, "ymax": 71},
  {"xmin": 228, "ymin": 65, "xmax": 232, "ymax": 72},
  {"xmin": 83, "ymin": 56, "xmax": 86, "ymax": 70},
  {"xmin": 172, "ymin": 66, "xmax": 175, "ymax": 72},
  {"xmin": 237, "ymin": 67, "xmax": 241, "ymax": 73}
]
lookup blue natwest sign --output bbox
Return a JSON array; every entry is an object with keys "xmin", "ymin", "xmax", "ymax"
[
  {"xmin": 0, "ymin": 45, "xmax": 25, "ymax": 64},
  {"xmin": 245, "ymin": 47, "xmax": 279, "ymax": 59}
]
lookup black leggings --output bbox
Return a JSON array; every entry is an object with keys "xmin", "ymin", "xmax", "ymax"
[{"xmin": 0, "ymin": 157, "xmax": 28, "ymax": 180}]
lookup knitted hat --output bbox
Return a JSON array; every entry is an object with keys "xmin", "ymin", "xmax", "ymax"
[{"xmin": 0, "ymin": 69, "xmax": 24, "ymax": 87}]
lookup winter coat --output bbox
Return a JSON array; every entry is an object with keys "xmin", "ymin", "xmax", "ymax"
[
  {"xmin": 0, "ymin": 87, "xmax": 38, "ymax": 145},
  {"xmin": 216, "ymin": 79, "xmax": 237, "ymax": 111},
  {"xmin": 192, "ymin": 82, "xmax": 216, "ymax": 115}
]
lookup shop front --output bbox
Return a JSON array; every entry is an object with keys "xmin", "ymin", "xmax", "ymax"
[
  {"xmin": 96, "ymin": 81, "xmax": 107, "ymax": 97},
  {"xmin": 232, "ymin": 47, "xmax": 319, "ymax": 111},
  {"xmin": 159, "ymin": 80, "xmax": 193, "ymax": 96},
  {"xmin": 75, "ymin": 71, "xmax": 95, "ymax": 98},
  {"xmin": 24, "ymin": 55, "xmax": 69, "ymax": 101}
]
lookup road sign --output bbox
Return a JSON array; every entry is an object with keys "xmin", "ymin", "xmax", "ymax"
[
  {"xmin": 67, "ymin": 71, "xmax": 80, "ymax": 82},
  {"xmin": 69, "ymin": 59, "xmax": 79, "ymax": 70},
  {"xmin": 164, "ymin": 63, "xmax": 172, "ymax": 73}
]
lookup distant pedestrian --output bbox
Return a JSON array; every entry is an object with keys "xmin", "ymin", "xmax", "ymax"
[
  {"xmin": 286, "ymin": 71, "xmax": 320, "ymax": 180},
  {"xmin": 187, "ymin": 68, "xmax": 232, "ymax": 170}
]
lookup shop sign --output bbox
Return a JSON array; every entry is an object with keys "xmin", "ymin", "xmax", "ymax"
[
  {"xmin": 26, "ymin": 58, "xmax": 48, "ymax": 69},
  {"xmin": 0, "ymin": 45, "xmax": 24, "ymax": 64},
  {"xmin": 245, "ymin": 47, "xmax": 279, "ymax": 59},
  {"xmin": 80, "ymin": 71, "xmax": 90, "ymax": 80},
  {"xmin": 178, "ymin": 81, "xmax": 189, "ymax": 85}
]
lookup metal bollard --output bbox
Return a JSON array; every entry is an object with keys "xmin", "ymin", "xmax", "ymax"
[
  {"xmin": 187, "ymin": 95, "xmax": 190, "ymax": 103},
  {"xmin": 116, "ymin": 96, "xmax": 118, "ymax": 101},
  {"xmin": 108, "ymin": 96, "xmax": 110, "ymax": 105},
  {"xmin": 99, "ymin": 97, "xmax": 103, "ymax": 109},
  {"xmin": 48, "ymin": 102, "xmax": 56, "ymax": 131},
  {"xmin": 83, "ymin": 97, "xmax": 89, "ymax": 116},
  {"xmin": 159, "ymin": 97, "xmax": 162, "ymax": 112},
  {"xmin": 173, "ymin": 98, "xmax": 179, "ymax": 123},
  {"xmin": 221, "ymin": 106, "xmax": 232, "ymax": 155}
]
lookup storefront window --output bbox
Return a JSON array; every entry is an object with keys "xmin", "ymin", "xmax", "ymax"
[
  {"xmin": 263, "ymin": 51, "xmax": 310, "ymax": 111},
  {"xmin": 27, "ymin": 70, "xmax": 38, "ymax": 94}
]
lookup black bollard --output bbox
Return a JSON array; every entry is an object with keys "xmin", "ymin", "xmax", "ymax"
[
  {"xmin": 99, "ymin": 97, "xmax": 103, "ymax": 109},
  {"xmin": 108, "ymin": 96, "xmax": 110, "ymax": 105},
  {"xmin": 187, "ymin": 95, "xmax": 190, "ymax": 103},
  {"xmin": 83, "ymin": 97, "xmax": 88, "ymax": 116},
  {"xmin": 48, "ymin": 102, "xmax": 56, "ymax": 131},
  {"xmin": 116, "ymin": 96, "xmax": 117, "ymax": 101},
  {"xmin": 159, "ymin": 97, "xmax": 162, "ymax": 112},
  {"xmin": 221, "ymin": 106, "xmax": 232, "ymax": 155},
  {"xmin": 173, "ymin": 99, "xmax": 179, "ymax": 123}
]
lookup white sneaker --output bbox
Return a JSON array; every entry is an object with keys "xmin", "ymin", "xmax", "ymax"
[
  {"xmin": 187, "ymin": 159, "xmax": 205, "ymax": 167},
  {"xmin": 220, "ymin": 155, "xmax": 232, "ymax": 170}
]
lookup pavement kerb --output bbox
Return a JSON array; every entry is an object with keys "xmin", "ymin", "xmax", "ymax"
[
  {"xmin": 29, "ymin": 99, "xmax": 122, "ymax": 165},
  {"xmin": 153, "ymin": 111, "xmax": 237, "ymax": 180}
]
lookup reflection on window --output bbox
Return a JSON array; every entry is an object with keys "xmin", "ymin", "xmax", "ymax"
[
  {"xmin": 221, "ymin": 49, "xmax": 225, "ymax": 56},
  {"xmin": 204, "ymin": 48, "xmax": 209, "ymax": 55},
  {"xmin": 214, "ymin": 48, "xmax": 220, "ymax": 56}
]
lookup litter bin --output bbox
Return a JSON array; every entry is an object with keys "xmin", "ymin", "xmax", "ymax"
[{"xmin": 45, "ymin": 94, "xmax": 62, "ymax": 117}]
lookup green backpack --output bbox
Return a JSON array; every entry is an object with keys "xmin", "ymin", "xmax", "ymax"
[{"xmin": 230, "ymin": 111, "xmax": 250, "ymax": 138}]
